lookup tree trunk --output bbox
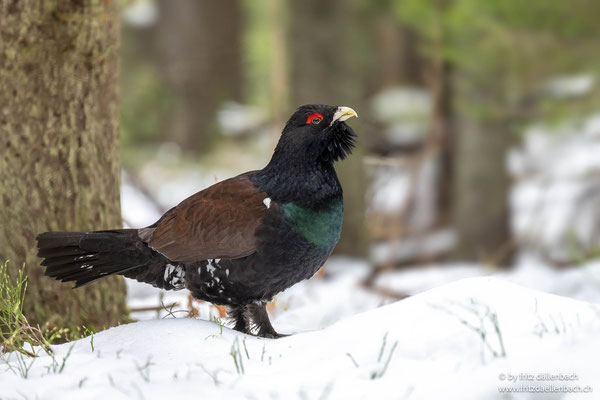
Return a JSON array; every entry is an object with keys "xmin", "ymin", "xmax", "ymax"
[
  {"xmin": 156, "ymin": 0, "xmax": 243, "ymax": 153},
  {"xmin": 0, "ymin": 0, "xmax": 127, "ymax": 331},
  {"xmin": 266, "ymin": 0, "xmax": 290, "ymax": 138},
  {"xmin": 428, "ymin": 59, "xmax": 455, "ymax": 228},
  {"xmin": 453, "ymin": 117, "xmax": 513, "ymax": 265},
  {"xmin": 288, "ymin": 0, "xmax": 369, "ymax": 257},
  {"xmin": 372, "ymin": 17, "xmax": 424, "ymax": 90}
]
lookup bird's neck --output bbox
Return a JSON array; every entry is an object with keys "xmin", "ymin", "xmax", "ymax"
[{"xmin": 252, "ymin": 161, "xmax": 342, "ymax": 207}]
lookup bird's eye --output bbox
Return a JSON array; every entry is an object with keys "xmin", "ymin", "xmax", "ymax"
[{"xmin": 306, "ymin": 113, "xmax": 323, "ymax": 125}]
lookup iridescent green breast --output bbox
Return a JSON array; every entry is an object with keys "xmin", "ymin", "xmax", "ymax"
[{"xmin": 282, "ymin": 197, "xmax": 343, "ymax": 250}]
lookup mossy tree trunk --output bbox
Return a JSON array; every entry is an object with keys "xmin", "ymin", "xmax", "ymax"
[
  {"xmin": 0, "ymin": 0, "xmax": 127, "ymax": 331},
  {"xmin": 288, "ymin": 0, "xmax": 369, "ymax": 257}
]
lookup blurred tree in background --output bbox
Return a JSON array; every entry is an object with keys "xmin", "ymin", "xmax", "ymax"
[
  {"xmin": 395, "ymin": 0, "xmax": 600, "ymax": 265},
  {"xmin": 0, "ymin": 0, "xmax": 127, "ymax": 331},
  {"xmin": 156, "ymin": 0, "xmax": 243, "ymax": 152}
]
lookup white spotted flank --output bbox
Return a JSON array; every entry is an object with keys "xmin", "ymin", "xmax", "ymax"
[{"xmin": 164, "ymin": 263, "xmax": 185, "ymax": 289}]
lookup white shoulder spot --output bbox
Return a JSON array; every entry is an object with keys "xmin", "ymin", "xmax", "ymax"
[{"xmin": 263, "ymin": 197, "xmax": 271, "ymax": 209}]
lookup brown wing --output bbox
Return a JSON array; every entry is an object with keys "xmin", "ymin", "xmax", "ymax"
[{"xmin": 139, "ymin": 173, "xmax": 268, "ymax": 263}]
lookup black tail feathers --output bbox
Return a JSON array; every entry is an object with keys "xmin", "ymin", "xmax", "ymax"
[{"xmin": 36, "ymin": 229, "xmax": 184, "ymax": 290}]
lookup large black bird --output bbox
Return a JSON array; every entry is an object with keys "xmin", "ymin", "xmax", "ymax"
[{"xmin": 36, "ymin": 104, "xmax": 358, "ymax": 338}]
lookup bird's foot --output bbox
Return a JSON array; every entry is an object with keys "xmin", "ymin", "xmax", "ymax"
[
  {"xmin": 228, "ymin": 302, "xmax": 289, "ymax": 338},
  {"xmin": 246, "ymin": 302, "xmax": 288, "ymax": 339},
  {"xmin": 227, "ymin": 304, "xmax": 251, "ymax": 334},
  {"xmin": 257, "ymin": 330, "xmax": 289, "ymax": 339}
]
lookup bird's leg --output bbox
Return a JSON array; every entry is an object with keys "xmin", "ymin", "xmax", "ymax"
[
  {"xmin": 246, "ymin": 302, "xmax": 287, "ymax": 339},
  {"xmin": 227, "ymin": 304, "xmax": 251, "ymax": 334}
]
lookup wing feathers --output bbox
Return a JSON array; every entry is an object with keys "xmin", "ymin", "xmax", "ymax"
[{"xmin": 141, "ymin": 173, "xmax": 268, "ymax": 263}]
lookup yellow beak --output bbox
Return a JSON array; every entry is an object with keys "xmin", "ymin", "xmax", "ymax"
[{"xmin": 331, "ymin": 106, "xmax": 358, "ymax": 126}]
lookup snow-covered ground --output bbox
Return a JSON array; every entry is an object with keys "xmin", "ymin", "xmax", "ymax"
[{"xmin": 1, "ymin": 277, "xmax": 598, "ymax": 399}]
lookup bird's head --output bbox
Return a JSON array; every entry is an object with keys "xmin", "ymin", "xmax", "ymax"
[{"xmin": 271, "ymin": 104, "xmax": 358, "ymax": 166}]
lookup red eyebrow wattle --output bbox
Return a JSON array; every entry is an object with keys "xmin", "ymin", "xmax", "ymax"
[{"xmin": 306, "ymin": 113, "xmax": 323, "ymax": 124}]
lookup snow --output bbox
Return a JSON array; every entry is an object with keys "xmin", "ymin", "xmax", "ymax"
[
  {"xmin": 543, "ymin": 74, "xmax": 596, "ymax": 99},
  {"xmin": 509, "ymin": 114, "xmax": 600, "ymax": 263},
  {"xmin": 375, "ymin": 253, "xmax": 600, "ymax": 303},
  {"xmin": 371, "ymin": 228, "xmax": 457, "ymax": 265},
  {"xmin": 122, "ymin": 0, "xmax": 158, "ymax": 27},
  {"xmin": 370, "ymin": 87, "xmax": 430, "ymax": 125},
  {"xmin": 369, "ymin": 87, "xmax": 430, "ymax": 146},
  {"xmin": 1, "ymin": 277, "xmax": 598, "ymax": 399},
  {"xmin": 367, "ymin": 166, "xmax": 411, "ymax": 214},
  {"xmin": 366, "ymin": 156, "xmax": 440, "ymax": 239},
  {"xmin": 217, "ymin": 102, "xmax": 267, "ymax": 137},
  {"xmin": 121, "ymin": 171, "xmax": 163, "ymax": 228}
]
